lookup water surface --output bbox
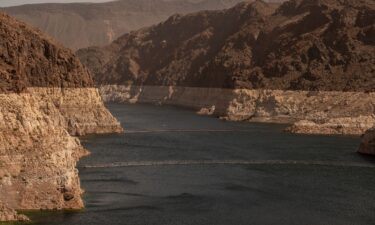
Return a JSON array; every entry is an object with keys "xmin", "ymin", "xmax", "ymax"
[{"xmin": 28, "ymin": 103, "xmax": 375, "ymax": 225}]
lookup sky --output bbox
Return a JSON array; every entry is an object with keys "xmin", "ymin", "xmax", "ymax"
[{"xmin": 0, "ymin": 0, "xmax": 114, "ymax": 7}]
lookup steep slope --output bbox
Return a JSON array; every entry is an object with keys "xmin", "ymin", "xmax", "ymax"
[
  {"xmin": 1, "ymin": 0, "xmax": 283, "ymax": 50},
  {"xmin": 78, "ymin": 0, "xmax": 375, "ymax": 91},
  {"xmin": 78, "ymin": 0, "xmax": 375, "ymax": 142},
  {"xmin": 0, "ymin": 13, "xmax": 122, "ymax": 221}
]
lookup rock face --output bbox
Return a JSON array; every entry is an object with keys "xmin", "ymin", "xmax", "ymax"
[
  {"xmin": 78, "ymin": 0, "xmax": 375, "ymax": 92},
  {"xmin": 359, "ymin": 128, "xmax": 375, "ymax": 155},
  {"xmin": 0, "ymin": 13, "xmax": 122, "ymax": 221},
  {"xmin": 0, "ymin": 92, "xmax": 87, "ymax": 211},
  {"xmin": 29, "ymin": 88, "xmax": 123, "ymax": 136},
  {"xmin": 1, "ymin": 0, "xmax": 283, "ymax": 50}
]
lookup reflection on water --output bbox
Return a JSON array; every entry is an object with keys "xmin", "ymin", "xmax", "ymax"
[{"xmin": 26, "ymin": 103, "xmax": 375, "ymax": 225}]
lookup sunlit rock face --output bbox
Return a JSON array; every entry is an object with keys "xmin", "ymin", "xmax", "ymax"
[{"xmin": 0, "ymin": 13, "xmax": 122, "ymax": 221}]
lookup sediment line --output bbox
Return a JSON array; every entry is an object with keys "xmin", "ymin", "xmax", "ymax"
[{"xmin": 79, "ymin": 160, "xmax": 375, "ymax": 169}]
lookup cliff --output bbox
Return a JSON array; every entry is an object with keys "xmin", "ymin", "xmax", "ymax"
[
  {"xmin": 1, "ymin": 0, "xmax": 283, "ymax": 50},
  {"xmin": 78, "ymin": 0, "xmax": 375, "ymax": 154},
  {"xmin": 0, "ymin": 13, "xmax": 122, "ymax": 221},
  {"xmin": 78, "ymin": 0, "xmax": 375, "ymax": 92}
]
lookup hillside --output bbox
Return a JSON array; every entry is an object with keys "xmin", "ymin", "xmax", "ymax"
[
  {"xmin": 1, "ymin": 0, "xmax": 283, "ymax": 49},
  {"xmin": 0, "ymin": 12, "xmax": 121, "ymax": 221},
  {"xmin": 78, "ymin": 0, "xmax": 375, "ymax": 92}
]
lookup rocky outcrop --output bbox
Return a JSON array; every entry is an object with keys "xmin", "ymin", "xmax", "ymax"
[
  {"xmin": 358, "ymin": 129, "xmax": 375, "ymax": 155},
  {"xmin": 100, "ymin": 85, "xmax": 375, "ymax": 135},
  {"xmin": 1, "ymin": 0, "xmax": 283, "ymax": 50},
  {"xmin": 0, "ymin": 12, "xmax": 122, "ymax": 221}
]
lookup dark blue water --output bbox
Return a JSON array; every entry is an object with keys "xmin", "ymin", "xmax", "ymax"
[{"xmin": 26, "ymin": 103, "xmax": 375, "ymax": 225}]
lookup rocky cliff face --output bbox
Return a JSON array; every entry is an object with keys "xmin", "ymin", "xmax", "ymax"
[
  {"xmin": 78, "ymin": 0, "xmax": 375, "ymax": 92},
  {"xmin": 0, "ymin": 92, "xmax": 87, "ymax": 212},
  {"xmin": 1, "ymin": 0, "xmax": 283, "ymax": 50},
  {"xmin": 78, "ymin": 0, "xmax": 375, "ymax": 154},
  {"xmin": 0, "ymin": 13, "xmax": 122, "ymax": 221}
]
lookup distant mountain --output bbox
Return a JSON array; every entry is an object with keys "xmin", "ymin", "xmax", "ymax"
[
  {"xmin": 77, "ymin": 0, "xmax": 375, "ymax": 91},
  {"xmin": 1, "ymin": 0, "xmax": 283, "ymax": 49}
]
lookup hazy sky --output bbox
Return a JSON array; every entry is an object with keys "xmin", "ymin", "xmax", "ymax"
[{"xmin": 0, "ymin": 0, "xmax": 114, "ymax": 7}]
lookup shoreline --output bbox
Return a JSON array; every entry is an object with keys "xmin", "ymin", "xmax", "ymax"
[{"xmin": 99, "ymin": 85, "xmax": 375, "ymax": 137}]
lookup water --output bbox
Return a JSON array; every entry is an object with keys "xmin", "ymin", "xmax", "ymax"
[{"xmin": 27, "ymin": 103, "xmax": 375, "ymax": 225}]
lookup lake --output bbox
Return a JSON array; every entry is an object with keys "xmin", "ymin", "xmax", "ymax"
[{"xmin": 27, "ymin": 103, "xmax": 375, "ymax": 225}]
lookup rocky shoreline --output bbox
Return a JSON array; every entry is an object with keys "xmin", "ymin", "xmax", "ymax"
[
  {"xmin": 100, "ymin": 85, "xmax": 375, "ymax": 137},
  {"xmin": 0, "ymin": 88, "xmax": 123, "ymax": 222}
]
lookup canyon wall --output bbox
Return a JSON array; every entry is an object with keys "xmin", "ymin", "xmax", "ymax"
[
  {"xmin": 0, "ymin": 91, "xmax": 86, "ymax": 213},
  {"xmin": 79, "ymin": 0, "xmax": 375, "ymax": 155},
  {"xmin": 0, "ymin": 88, "xmax": 122, "ymax": 222},
  {"xmin": 100, "ymin": 85, "xmax": 375, "ymax": 136},
  {"xmin": 78, "ymin": 0, "xmax": 375, "ymax": 92},
  {"xmin": 0, "ymin": 12, "xmax": 122, "ymax": 221}
]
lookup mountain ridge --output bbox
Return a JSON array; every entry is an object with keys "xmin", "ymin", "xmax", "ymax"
[
  {"xmin": 1, "ymin": 0, "xmax": 285, "ymax": 49},
  {"xmin": 78, "ymin": 0, "xmax": 375, "ymax": 92}
]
